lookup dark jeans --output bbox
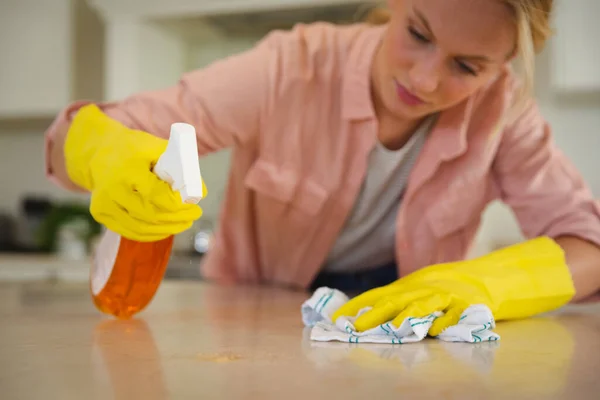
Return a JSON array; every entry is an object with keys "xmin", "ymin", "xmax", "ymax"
[{"xmin": 308, "ymin": 262, "xmax": 398, "ymax": 296}]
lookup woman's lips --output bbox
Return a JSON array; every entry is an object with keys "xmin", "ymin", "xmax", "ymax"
[{"xmin": 394, "ymin": 80, "xmax": 425, "ymax": 106}]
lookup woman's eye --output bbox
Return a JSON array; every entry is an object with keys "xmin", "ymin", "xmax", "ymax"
[
  {"xmin": 408, "ymin": 26, "xmax": 429, "ymax": 43},
  {"xmin": 456, "ymin": 61, "xmax": 477, "ymax": 76}
]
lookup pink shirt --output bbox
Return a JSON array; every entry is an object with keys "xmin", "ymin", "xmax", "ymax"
[{"xmin": 45, "ymin": 22, "xmax": 600, "ymax": 290}]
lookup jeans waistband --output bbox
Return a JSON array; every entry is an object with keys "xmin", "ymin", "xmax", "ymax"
[{"xmin": 309, "ymin": 262, "xmax": 398, "ymax": 295}]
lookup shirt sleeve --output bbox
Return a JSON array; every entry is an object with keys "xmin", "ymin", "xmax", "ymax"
[
  {"xmin": 492, "ymin": 98, "xmax": 600, "ymax": 248},
  {"xmin": 44, "ymin": 33, "xmax": 281, "ymax": 189}
]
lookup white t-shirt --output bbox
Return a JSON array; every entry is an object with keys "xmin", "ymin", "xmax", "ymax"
[{"xmin": 323, "ymin": 116, "xmax": 435, "ymax": 272}]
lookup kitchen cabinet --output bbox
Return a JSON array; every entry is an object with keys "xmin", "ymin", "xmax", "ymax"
[
  {"xmin": 0, "ymin": 0, "xmax": 72, "ymax": 118},
  {"xmin": 87, "ymin": 0, "xmax": 366, "ymax": 19},
  {"xmin": 0, "ymin": 0, "xmax": 104, "ymax": 120},
  {"xmin": 551, "ymin": 0, "xmax": 600, "ymax": 91}
]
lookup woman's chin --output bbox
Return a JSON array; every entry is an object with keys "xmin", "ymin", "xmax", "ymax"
[{"xmin": 390, "ymin": 101, "xmax": 433, "ymax": 120}]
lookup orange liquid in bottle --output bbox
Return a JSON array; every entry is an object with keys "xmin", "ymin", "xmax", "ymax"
[{"xmin": 91, "ymin": 229, "xmax": 174, "ymax": 319}]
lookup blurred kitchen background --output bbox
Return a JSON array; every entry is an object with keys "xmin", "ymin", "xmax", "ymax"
[{"xmin": 0, "ymin": 0, "xmax": 598, "ymax": 282}]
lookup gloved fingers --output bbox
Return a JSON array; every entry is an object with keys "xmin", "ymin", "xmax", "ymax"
[
  {"xmin": 148, "ymin": 179, "xmax": 194, "ymax": 212},
  {"xmin": 107, "ymin": 179, "xmax": 203, "ymax": 223},
  {"xmin": 90, "ymin": 193, "xmax": 196, "ymax": 242},
  {"xmin": 96, "ymin": 210, "xmax": 195, "ymax": 242},
  {"xmin": 429, "ymin": 305, "xmax": 465, "ymax": 337},
  {"xmin": 109, "ymin": 173, "xmax": 163, "ymax": 216},
  {"xmin": 151, "ymin": 205, "xmax": 203, "ymax": 225},
  {"xmin": 149, "ymin": 179, "xmax": 207, "ymax": 214},
  {"xmin": 92, "ymin": 207, "xmax": 170, "ymax": 242},
  {"xmin": 146, "ymin": 188, "xmax": 204, "ymax": 222},
  {"xmin": 134, "ymin": 152, "xmax": 208, "ymax": 206},
  {"xmin": 123, "ymin": 171, "xmax": 186, "ymax": 213},
  {"xmin": 352, "ymin": 289, "xmax": 433, "ymax": 332},
  {"xmin": 150, "ymin": 187, "xmax": 204, "ymax": 217},
  {"xmin": 331, "ymin": 285, "xmax": 404, "ymax": 323},
  {"xmin": 101, "ymin": 217, "xmax": 172, "ymax": 242},
  {"xmin": 389, "ymin": 293, "xmax": 453, "ymax": 328}
]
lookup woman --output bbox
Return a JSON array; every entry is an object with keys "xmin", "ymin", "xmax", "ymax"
[{"xmin": 46, "ymin": 0, "xmax": 600, "ymax": 331}]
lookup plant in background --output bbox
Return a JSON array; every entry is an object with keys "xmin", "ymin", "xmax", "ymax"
[{"xmin": 37, "ymin": 201, "xmax": 102, "ymax": 254}]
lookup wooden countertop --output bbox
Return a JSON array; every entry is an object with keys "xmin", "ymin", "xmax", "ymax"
[{"xmin": 1, "ymin": 280, "xmax": 599, "ymax": 399}]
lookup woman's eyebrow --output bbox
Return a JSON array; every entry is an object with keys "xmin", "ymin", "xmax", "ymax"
[{"xmin": 414, "ymin": 9, "xmax": 433, "ymax": 35}]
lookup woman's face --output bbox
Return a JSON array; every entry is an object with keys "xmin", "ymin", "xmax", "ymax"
[{"xmin": 372, "ymin": 0, "xmax": 517, "ymax": 120}]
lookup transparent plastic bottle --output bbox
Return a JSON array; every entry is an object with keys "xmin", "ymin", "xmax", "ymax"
[{"xmin": 90, "ymin": 123, "xmax": 204, "ymax": 319}]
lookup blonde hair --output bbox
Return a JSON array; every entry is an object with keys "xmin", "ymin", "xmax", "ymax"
[{"xmin": 364, "ymin": 1, "xmax": 554, "ymax": 117}]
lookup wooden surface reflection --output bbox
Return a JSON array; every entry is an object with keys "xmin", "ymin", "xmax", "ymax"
[{"xmin": 0, "ymin": 280, "xmax": 599, "ymax": 399}]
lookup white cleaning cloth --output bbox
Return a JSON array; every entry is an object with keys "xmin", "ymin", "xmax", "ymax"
[{"xmin": 302, "ymin": 287, "xmax": 500, "ymax": 344}]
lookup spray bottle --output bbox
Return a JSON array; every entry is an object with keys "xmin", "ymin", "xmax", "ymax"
[{"xmin": 90, "ymin": 122, "xmax": 204, "ymax": 319}]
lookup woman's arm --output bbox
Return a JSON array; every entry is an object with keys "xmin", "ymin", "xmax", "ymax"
[
  {"xmin": 555, "ymin": 235, "xmax": 600, "ymax": 302},
  {"xmin": 46, "ymin": 102, "xmax": 85, "ymax": 191},
  {"xmin": 45, "ymin": 33, "xmax": 281, "ymax": 190},
  {"xmin": 492, "ymin": 98, "xmax": 600, "ymax": 301}
]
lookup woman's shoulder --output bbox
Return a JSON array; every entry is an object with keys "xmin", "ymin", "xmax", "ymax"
[{"xmin": 261, "ymin": 21, "xmax": 377, "ymax": 48}]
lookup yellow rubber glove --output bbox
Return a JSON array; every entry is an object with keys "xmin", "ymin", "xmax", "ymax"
[
  {"xmin": 332, "ymin": 237, "xmax": 575, "ymax": 335},
  {"xmin": 64, "ymin": 104, "xmax": 206, "ymax": 241}
]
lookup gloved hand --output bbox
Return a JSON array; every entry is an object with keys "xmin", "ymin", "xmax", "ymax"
[
  {"xmin": 332, "ymin": 237, "xmax": 575, "ymax": 336},
  {"xmin": 64, "ymin": 104, "xmax": 205, "ymax": 241}
]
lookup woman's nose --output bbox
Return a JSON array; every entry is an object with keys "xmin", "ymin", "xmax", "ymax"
[{"xmin": 408, "ymin": 56, "xmax": 441, "ymax": 94}]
